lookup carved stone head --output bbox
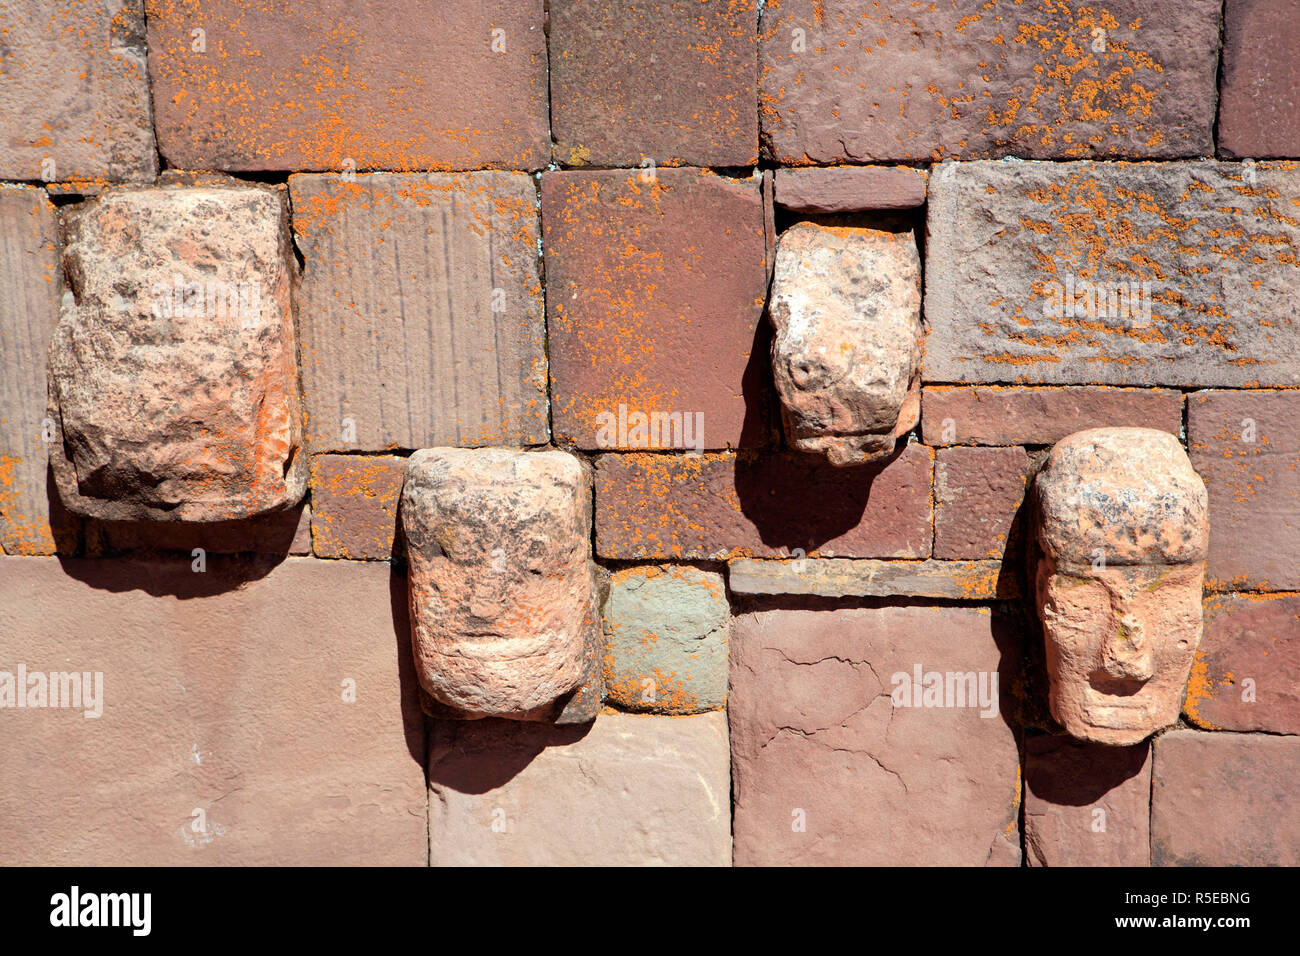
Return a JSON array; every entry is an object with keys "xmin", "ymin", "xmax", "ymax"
[
  {"xmin": 1033, "ymin": 428, "xmax": 1208, "ymax": 746},
  {"xmin": 768, "ymin": 222, "xmax": 922, "ymax": 466}
]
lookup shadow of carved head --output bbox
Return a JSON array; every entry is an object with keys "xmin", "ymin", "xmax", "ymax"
[{"xmin": 768, "ymin": 222, "xmax": 922, "ymax": 466}]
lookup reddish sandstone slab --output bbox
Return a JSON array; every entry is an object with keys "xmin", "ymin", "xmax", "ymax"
[
  {"xmin": 147, "ymin": 0, "xmax": 549, "ymax": 172},
  {"xmin": 1218, "ymin": 0, "xmax": 1300, "ymax": 159},
  {"xmin": 1188, "ymin": 390, "xmax": 1300, "ymax": 591},
  {"xmin": 935, "ymin": 446, "xmax": 1031, "ymax": 560},
  {"xmin": 309, "ymin": 455, "xmax": 406, "ymax": 561},
  {"xmin": 594, "ymin": 445, "xmax": 933, "ymax": 560},
  {"xmin": 774, "ymin": 166, "xmax": 927, "ymax": 212},
  {"xmin": 542, "ymin": 168, "xmax": 770, "ymax": 450},
  {"xmin": 549, "ymin": 0, "xmax": 758, "ymax": 167},
  {"xmin": 760, "ymin": 0, "xmax": 1219, "ymax": 163}
]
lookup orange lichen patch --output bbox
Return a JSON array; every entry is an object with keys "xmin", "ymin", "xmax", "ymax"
[
  {"xmin": 604, "ymin": 663, "xmax": 702, "ymax": 715},
  {"xmin": 0, "ymin": 455, "xmax": 55, "ymax": 555},
  {"xmin": 1182, "ymin": 648, "xmax": 1221, "ymax": 729},
  {"xmin": 309, "ymin": 455, "xmax": 405, "ymax": 559}
]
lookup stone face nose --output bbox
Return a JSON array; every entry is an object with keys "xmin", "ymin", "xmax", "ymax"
[{"xmin": 1099, "ymin": 612, "xmax": 1155, "ymax": 683}]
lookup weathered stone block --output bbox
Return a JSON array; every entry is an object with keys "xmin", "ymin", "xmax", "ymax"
[
  {"xmin": 549, "ymin": 0, "xmax": 758, "ymax": 167},
  {"xmin": 0, "ymin": 556, "xmax": 425, "ymax": 865},
  {"xmin": 428, "ymin": 711, "xmax": 730, "ymax": 866},
  {"xmin": 402, "ymin": 448, "xmax": 598, "ymax": 721},
  {"xmin": 922, "ymin": 386, "xmax": 1184, "ymax": 446},
  {"xmin": 290, "ymin": 172, "xmax": 548, "ymax": 452},
  {"xmin": 147, "ymin": 0, "xmax": 549, "ymax": 171},
  {"xmin": 1186, "ymin": 593, "xmax": 1300, "ymax": 735},
  {"xmin": 730, "ymin": 605, "xmax": 1021, "ymax": 865},
  {"xmin": 542, "ymin": 169, "xmax": 770, "ymax": 451},
  {"xmin": 0, "ymin": 1, "xmax": 156, "ymax": 184},
  {"xmin": 604, "ymin": 566, "xmax": 728, "ymax": 714},
  {"xmin": 727, "ymin": 558, "xmax": 1019, "ymax": 600},
  {"xmin": 925, "ymin": 161, "xmax": 1300, "ymax": 386},
  {"xmin": 774, "ymin": 166, "xmax": 927, "ymax": 212},
  {"xmin": 48, "ymin": 184, "xmax": 307, "ymax": 522},
  {"xmin": 1189, "ymin": 390, "xmax": 1300, "ymax": 591},
  {"xmin": 1218, "ymin": 0, "xmax": 1300, "ymax": 160},
  {"xmin": 594, "ymin": 445, "xmax": 933, "ymax": 560},
  {"xmin": 310, "ymin": 455, "xmax": 405, "ymax": 561},
  {"xmin": 935, "ymin": 446, "xmax": 1031, "ymax": 560},
  {"xmin": 1024, "ymin": 735, "xmax": 1151, "ymax": 867},
  {"xmin": 1152, "ymin": 730, "xmax": 1300, "ymax": 866}
]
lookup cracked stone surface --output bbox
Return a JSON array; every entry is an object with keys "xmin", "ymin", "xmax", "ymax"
[{"xmin": 729, "ymin": 605, "xmax": 1021, "ymax": 865}]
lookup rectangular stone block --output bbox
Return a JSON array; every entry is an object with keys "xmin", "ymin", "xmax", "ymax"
[
  {"xmin": 1024, "ymin": 735, "xmax": 1151, "ymax": 867},
  {"xmin": 922, "ymin": 386, "xmax": 1184, "ymax": 446},
  {"xmin": 926, "ymin": 161, "xmax": 1300, "ymax": 387},
  {"xmin": 291, "ymin": 172, "xmax": 548, "ymax": 452},
  {"xmin": 542, "ymin": 168, "xmax": 770, "ymax": 451},
  {"xmin": 760, "ymin": 0, "xmax": 1219, "ymax": 163},
  {"xmin": 0, "ymin": 556, "xmax": 426, "ymax": 865},
  {"xmin": 774, "ymin": 166, "xmax": 927, "ymax": 212},
  {"xmin": 147, "ymin": 0, "xmax": 549, "ymax": 171},
  {"xmin": 1152, "ymin": 730, "xmax": 1300, "ymax": 866},
  {"xmin": 595, "ymin": 445, "xmax": 933, "ymax": 560},
  {"xmin": 1218, "ymin": 0, "xmax": 1300, "ymax": 159},
  {"xmin": 427, "ymin": 711, "xmax": 730, "ymax": 866},
  {"xmin": 0, "ymin": 1, "xmax": 156, "ymax": 184},
  {"xmin": 310, "ymin": 455, "xmax": 406, "ymax": 561},
  {"xmin": 1186, "ymin": 593, "xmax": 1300, "ymax": 735},
  {"xmin": 0, "ymin": 187, "xmax": 77, "ymax": 555},
  {"xmin": 549, "ymin": 0, "xmax": 758, "ymax": 167},
  {"xmin": 730, "ymin": 605, "xmax": 1021, "ymax": 866},
  {"xmin": 935, "ymin": 446, "xmax": 1031, "ymax": 560},
  {"xmin": 1189, "ymin": 390, "xmax": 1300, "ymax": 590},
  {"xmin": 727, "ymin": 558, "xmax": 1019, "ymax": 600}
]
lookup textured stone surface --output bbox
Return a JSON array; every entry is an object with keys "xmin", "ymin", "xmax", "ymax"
[
  {"xmin": 48, "ymin": 184, "xmax": 306, "ymax": 522},
  {"xmin": 1034, "ymin": 428, "xmax": 1208, "ymax": 746},
  {"xmin": 604, "ymin": 566, "xmax": 728, "ymax": 714},
  {"xmin": 728, "ymin": 558, "xmax": 1018, "ymax": 600},
  {"xmin": 1024, "ymin": 735, "xmax": 1151, "ymax": 867},
  {"xmin": 1189, "ymin": 390, "xmax": 1300, "ymax": 591},
  {"xmin": 1185, "ymin": 593, "xmax": 1300, "ymax": 735},
  {"xmin": 402, "ymin": 449, "xmax": 598, "ymax": 720},
  {"xmin": 922, "ymin": 386, "xmax": 1184, "ymax": 446},
  {"xmin": 935, "ymin": 446, "xmax": 1031, "ymax": 560},
  {"xmin": 291, "ymin": 172, "xmax": 548, "ymax": 452},
  {"xmin": 769, "ymin": 222, "xmax": 922, "ymax": 465},
  {"xmin": 428, "ymin": 711, "xmax": 730, "ymax": 866},
  {"xmin": 1152, "ymin": 730, "xmax": 1300, "ymax": 866},
  {"xmin": 0, "ymin": 556, "xmax": 425, "ymax": 865},
  {"xmin": 1218, "ymin": 0, "xmax": 1300, "ymax": 159},
  {"xmin": 549, "ymin": 0, "xmax": 757, "ymax": 167},
  {"xmin": 595, "ymin": 445, "xmax": 933, "ymax": 560},
  {"xmin": 774, "ymin": 166, "xmax": 927, "ymax": 212},
  {"xmin": 0, "ymin": 187, "xmax": 76, "ymax": 554},
  {"xmin": 543, "ymin": 169, "xmax": 770, "ymax": 450},
  {"xmin": 925, "ymin": 161, "xmax": 1300, "ymax": 386},
  {"xmin": 760, "ymin": 0, "xmax": 1219, "ymax": 163},
  {"xmin": 147, "ymin": 0, "xmax": 548, "ymax": 171},
  {"xmin": 0, "ymin": 0, "xmax": 156, "ymax": 184},
  {"xmin": 730, "ymin": 605, "xmax": 1021, "ymax": 866},
  {"xmin": 310, "ymin": 455, "xmax": 405, "ymax": 561}
]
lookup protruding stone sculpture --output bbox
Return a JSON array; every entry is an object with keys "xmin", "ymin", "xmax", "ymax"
[
  {"xmin": 402, "ymin": 448, "xmax": 599, "ymax": 720},
  {"xmin": 768, "ymin": 222, "xmax": 922, "ymax": 466},
  {"xmin": 47, "ymin": 184, "xmax": 305, "ymax": 522},
  {"xmin": 1033, "ymin": 427, "xmax": 1209, "ymax": 746}
]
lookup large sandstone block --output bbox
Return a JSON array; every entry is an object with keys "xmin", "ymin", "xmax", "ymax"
[
  {"xmin": 1152, "ymin": 730, "xmax": 1300, "ymax": 866},
  {"xmin": 0, "ymin": 556, "xmax": 425, "ymax": 865},
  {"xmin": 47, "ymin": 185, "xmax": 306, "ymax": 522},
  {"xmin": 759, "ymin": 0, "xmax": 1219, "ymax": 163},
  {"xmin": 926, "ymin": 161, "xmax": 1300, "ymax": 387},
  {"xmin": 146, "ymin": 0, "xmax": 548, "ymax": 171},
  {"xmin": 935, "ymin": 446, "xmax": 1031, "ymax": 560},
  {"xmin": 542, "ymin": 169, "xmax": 770, "ymax": 450},
  {"xmin": 402, "ymin": 449, "xmax": 599, "ymax": 721},
  {"xmin": 1024, "ymin": 735, "xmax": 1151, "ymax": 867},
  {"xmin": 595, "ymin": 446, "xmax": 933, "ymax": 560},
  {"xmin": 1188, "ymin": 390, "xmax": 1300, "ymax": 590},
  {"xmin": 0, "ymin": 1, "xmax": 156, "ymax": 184},
  {"xmin": 730, "ymin": 605, "xmax": 1021, "ymax": 866},
  {"xmin": 1186, "ymin": 594, "xmax": 1300, "ymax": 735},
  {"xmin": 1218, "ymin": 0, "xmax": 1300, "ymax": 159},
  {"xmin": 428, "ymin": 711, "xmax": 730, "ymax": 866},
  {"xmin": 291, "ymin": 172, "xmax": 548, "ymax": 452},
  {"xmin": 0, "ymin": 187, "xmax": 77, "ymax": 554},
  {"xmin": 549, "ymin": 0, "xmax": 758, "ymax": 168}
]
